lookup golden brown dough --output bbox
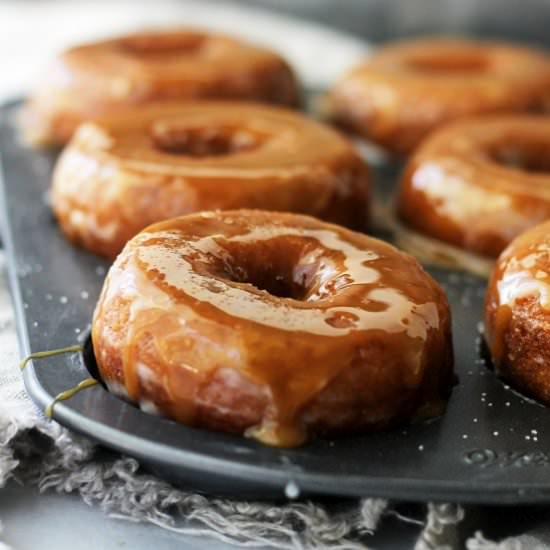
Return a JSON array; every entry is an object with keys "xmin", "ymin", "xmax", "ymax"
[
  {"xmin": 92, "ymin": 210, "xmax": 454, "ymax": 447},
  {"xmin": 51, "ymin": 101, "xmax": 370, "ymax": 258},
  {"xmin": 485, "ymin": 221, "xmax": 550, "ymax": 404},
  {"xmin": 326, "ymin": 39, "xmax": 550, "ymax": 155},
  {"xmin": 21, "ymin": 29, "xmax": 300, "ymax": 146}
]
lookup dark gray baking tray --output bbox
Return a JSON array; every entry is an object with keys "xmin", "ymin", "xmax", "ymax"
[{"xmin": 3, "ymin": 99, "xmax": 550, "ymax": 503}]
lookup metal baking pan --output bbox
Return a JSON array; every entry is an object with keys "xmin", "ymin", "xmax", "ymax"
[{"xmin": 3, "ymin": 99, "xmax": 550, "ymax": 503}]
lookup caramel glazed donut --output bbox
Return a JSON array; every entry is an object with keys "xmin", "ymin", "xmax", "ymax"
[
  {"xmin": 395, "ymin": 116, "xmax": 550, "ymax": 275},
  {"xmin": 51, "ymin": 102, "xmax": 371, "ymax": 259},
  {"xmin": 21, "ymin": 29, "xmax": 300, "ymax": 146},
  {"xmin": 485, "ymin": 221, "xmax": 550, "ymax": 405},
  {"xmin": 92, "ymin": 210, "xmax": 454, "ymax": 447},
  {"xmin": 326, "ymin": 38, "xmax": 550, "ymax": 155}
]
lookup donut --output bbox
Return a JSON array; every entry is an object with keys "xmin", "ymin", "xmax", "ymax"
[
  {"xmin": 92, "ymin": 210, "xmax": 454, "ymax": 447},
  {"xmin": 21, "ymin": 29, "xmax": 300, "ymax": 146},
  {"xmin": 326, "ymin": 38, "xmax": 550, "ymax": 155},
  {"xmin": 485, "ymin": 220, "xmax": 550, "ymax": 404},
  {"xmin": 51, "ymin": 101, "xmax": 371, "ymax": 259},
  {"xmin": 396, "ymin": 116, "xmax": 550, "ymax": 270}
]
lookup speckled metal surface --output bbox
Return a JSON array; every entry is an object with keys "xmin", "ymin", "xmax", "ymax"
[{"xmin": 2, "ymin": 99, "xmax": 550, "ymax": 504}]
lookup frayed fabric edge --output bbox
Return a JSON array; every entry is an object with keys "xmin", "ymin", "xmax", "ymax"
[{"xmin": 7, "ymin": 418, "xmax": 390, "ymax": 550}]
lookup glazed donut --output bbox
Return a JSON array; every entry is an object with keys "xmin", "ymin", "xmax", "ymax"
[
  {"xmin": 485, "ymin": 221, "xmax": 550, "ymax": 404},
  {"xmin": 51, "ymin": 101, "xmax": 370, "ymax": 259},
  {"xmin": 396, "ymin": 116, "xmax": 550, "ymax": 268},
  {"xmin": 21, "ymin": 29, "xmax": 300, "ymax": 146},
  {"xmin": 326, "ymin": 38, "xmax": 550, "ymax": 155},
  {"xmin": 92, "ymin": 210, "xmax": 454, "ymax": 447}
]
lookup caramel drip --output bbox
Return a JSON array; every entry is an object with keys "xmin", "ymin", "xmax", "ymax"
[
  {"xmin": 121, "ymin": 309, "xmax": 165, "ymax": 401},
  {"xmin": 122, "ymin": 308, "xmax": 203, "ymax": 423}
]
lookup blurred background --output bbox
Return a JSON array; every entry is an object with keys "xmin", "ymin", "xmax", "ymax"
[
  {"xmin": 2, "ymin": 0, "xmax": 550, "ymax": 100},
  {"xmin": 246, "ymin": 0, "xmax": 550, "ymax": 43}
]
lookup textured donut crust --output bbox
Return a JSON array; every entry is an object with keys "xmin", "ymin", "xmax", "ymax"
[
  {"xmin": 51, "ymin": 102, "xmax": 370, "ymax": 258},
  {"xmin": 326, "ymin": 39, "xmax": 550, "ymax": 155},
  {"xmin": 486, "ymin": 296, "xmax": 550, "ymax": 402},
  {"xmin": 92, "ymin": 210, "xmax": 454, "ymax": 447},
  {"xmin": 21, "ymin": 29, "xmax": 300, "ymax": 146},
  {"xmin": 397, "ymin": 115, "xmax": 550, "ymax": 259},
  {"xmin": 485, "ymin": 221, "xmax": 550, "ymax": 403}
]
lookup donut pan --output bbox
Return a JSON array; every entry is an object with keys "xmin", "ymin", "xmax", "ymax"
[{"xmin": 3, "ymin": 100, "xmax": 550, "ymax": 504}]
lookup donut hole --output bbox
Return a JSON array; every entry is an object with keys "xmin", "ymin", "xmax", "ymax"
[
  {"xmin": 487, "ymin": 141, "xmax": 550, "ymax": 173},
  {"xmin": 118, "ymin": 32, "xmax": 206, "ymax": 57},
  {"xmin": 151, "ymin": 124, "xmax": 264, "ymax": 157},
  {"xmin": 212, "ymin": 238, "xmax": 342, "ymax": 301},
  {"xmin": 214, "ymin": 240, "xmax": 309, "ymax": 300},
  {"xmin": 223, "ymin": 264, "xmax": 306, "ymax": 300},
  {"xmin": 405, "ymin": 51, "xmax": 489, "ymax": 74}
]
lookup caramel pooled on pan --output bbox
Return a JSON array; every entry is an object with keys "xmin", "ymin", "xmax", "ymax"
[
  {"xmin": 21, "ymin": 29, "xmax": 300, "ymax": 146},
  {"xmin": 485, "ymin": 221, "xmax": 550, "ymax": 404},
  {"xmin": 52, "ymin": 102, "xmax": 370, "ymax": 258},
  {"xmin": 397, "ymin": 115, "xmax": 550, "ymax": 259},
  {"xmin": 92, "ymin": 210, "xmax": 454, "ymax": 447}
]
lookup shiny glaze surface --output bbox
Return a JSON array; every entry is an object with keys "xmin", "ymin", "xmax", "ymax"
[
  {"xmin": 397, "ymin": 116, "xmax": 550, "ymax": 259},
  {"xmin": 485, "ymin": 221, "xmax": 550, "ymax": 404},
  {"xmin": 327, "ymin": 39, "xmax": 550, "ymax": 155},
  {"xmin": 21, "ymin": 29, "xmax": 300, "ymax": 146},
  {"xmin": 92, "ymin": 210, "xmax": 454, "ymax": 447},
  {"xmin": 52, "ymin": 102, "xmax": 370, "ymax": 258}
]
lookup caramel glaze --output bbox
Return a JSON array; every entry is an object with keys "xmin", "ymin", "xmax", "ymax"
[
  {"xmin": 52, "ymin": 102, "xmax": 371, "ymax": 259},
  {"xmin": 397, "ymin": 116, "xmax": 550, "ymax": 260},
  {"xmin": 92, "ymin": 210, "xmax": 454, "ymax": 447},
  {"xmin": 21, "ymin": 29, "xmax": 300, "ymax": 146},
  {"xmin": 485, "ymin": 221, "xmax": 550, "ymax": 404},
  {"xmin": 326, "ymin": 39, "xmax": 550, "ymax": 155}
]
